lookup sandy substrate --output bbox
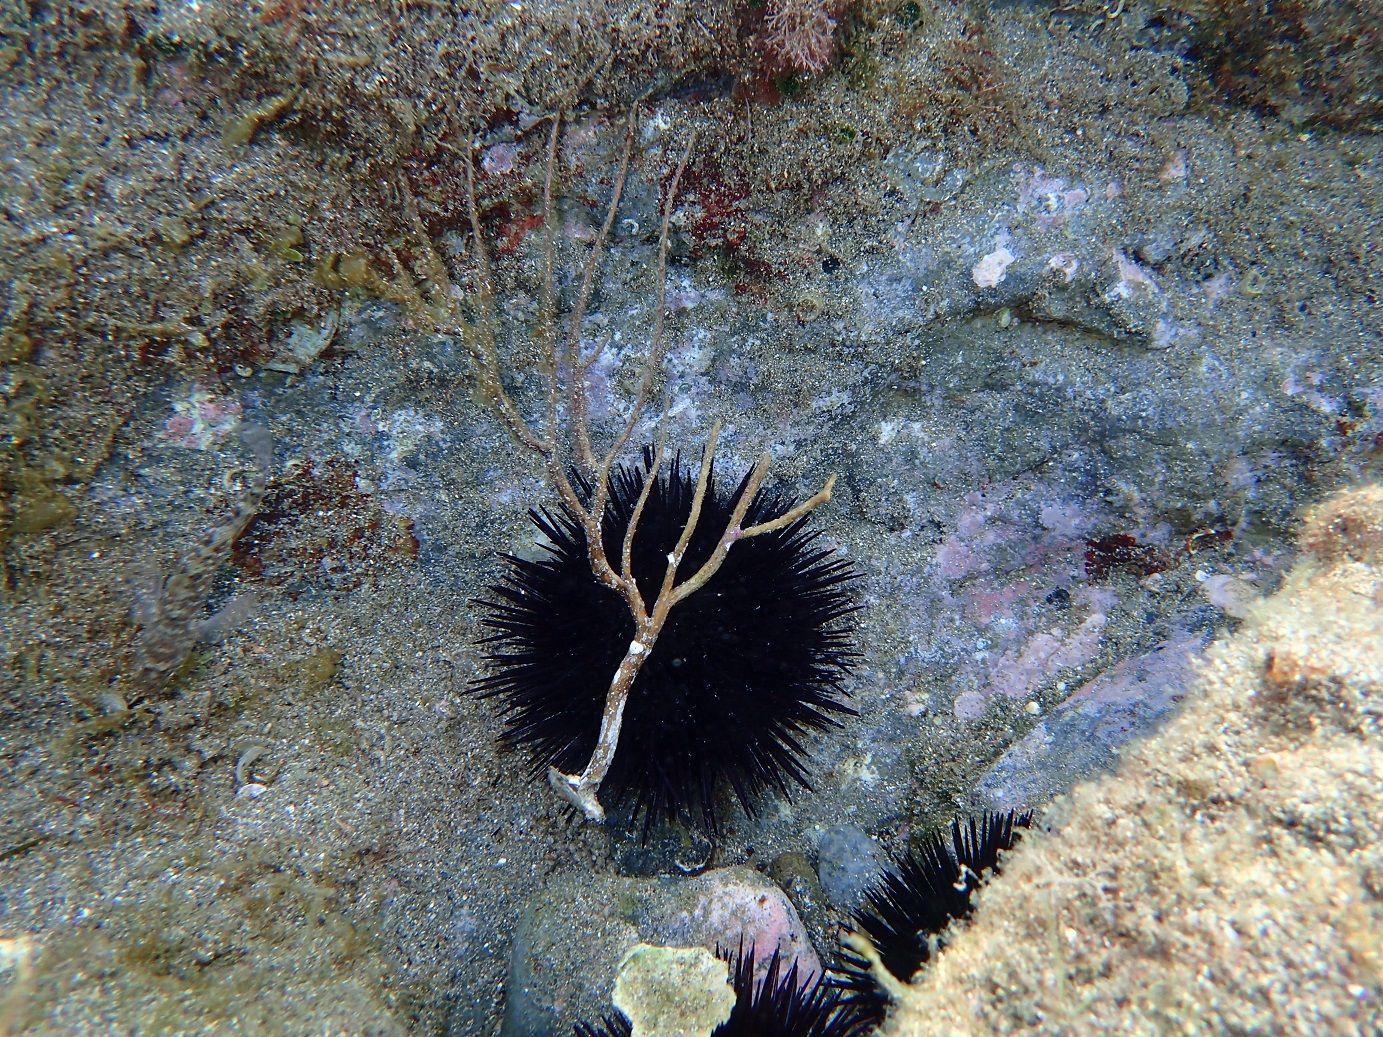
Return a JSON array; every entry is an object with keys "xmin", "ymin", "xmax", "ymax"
[{"xmin": 0, "ymin": 1, "xmax": 1378, "ymax": 1034}]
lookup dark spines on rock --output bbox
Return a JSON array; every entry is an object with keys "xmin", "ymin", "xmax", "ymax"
[
  {"xmin": 475, "ymin": 447, "xmax": 860, "ymax": 834},
  {"xmin": 834, "ymin": 809, "xmax": 1033, "ymax": 1024},
  {"xmin": 572, "ymin": 945, "xmax": 874, "ymax": 1037}
]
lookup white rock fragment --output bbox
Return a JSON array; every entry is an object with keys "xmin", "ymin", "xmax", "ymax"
[
  {"xmin": 972, "ymin": 246, "xmax": 1015, "ymax": 289},
  {"xmin": 878, "ymin": 418, "xmax": 924, "ymax": 446},
  {"xmin": 1105, "ymin": 250, "xmax": 1161, "ymax": 302},
  {"xmin": 1047, "ymin": 252, "xmax": 1080, "ymax": 283},
  {"xmin": 612, "ymin": 944, "xmax": 735, "ymax": 1037},
  {"xmin": 1159, "ymin": 149, "xmax": 1188, "ymax": 184},
  {"xmin": 1201, "ymin": 574, "xmax": 1257, "ymax": 619},
  {"xmin": 265, "ymin": 308, "xmax": 340, "ymax": 375}
]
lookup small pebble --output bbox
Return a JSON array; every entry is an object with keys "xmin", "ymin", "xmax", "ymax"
[{"xmin": 816, "ymin": 825, "xmax": 882, "ymax": 910}]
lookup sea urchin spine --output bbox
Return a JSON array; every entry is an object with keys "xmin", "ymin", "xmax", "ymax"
[
  {"xmin": 835, "ymin": 809, "xmax": 1033, "ymax": 1024},
  {"xmin": 575, "ymin": 944, "xmax": 874, "ymax": 1037},
  {"xmin": 475, "ymin": 446, "xmax": 860, "ymax": 833}
]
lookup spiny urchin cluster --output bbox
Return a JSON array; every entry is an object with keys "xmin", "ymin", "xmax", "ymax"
[
  {"xmin": 834, "ymin": 810, "xmax": 1033, "ymax": 1024},
  {"xmin": 474, "ymin": 448, "xmax": 860, "ymax": 833},
  {"xmin": 575, "ymin": 946, "xmax": 874, "ymax": 1037}
]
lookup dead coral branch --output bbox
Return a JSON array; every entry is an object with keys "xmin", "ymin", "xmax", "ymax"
[{"xmin": 436, "ymin": 111, "xmax": 837, "ymax": 822}]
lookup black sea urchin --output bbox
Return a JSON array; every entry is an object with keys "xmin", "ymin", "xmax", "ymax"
[
  {"xmin": 835, "ymin": 810, "xmax": 1032, "ymax": 1023},
  {"xmin": 474, "ymin": 447, "xmax": 860, "ymax": 833},
  {"xmin": 716, "ymin": 947, "xmax": 875, "ymax": 1037},
  {"xmin": 574, "ymin": 946, "xmax": 874, "ymax": 1037}
]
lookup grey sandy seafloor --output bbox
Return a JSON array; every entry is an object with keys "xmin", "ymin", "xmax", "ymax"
[{"xmin": 0, "ymin": 1, "xmax": 1379, "ymax": 1035}]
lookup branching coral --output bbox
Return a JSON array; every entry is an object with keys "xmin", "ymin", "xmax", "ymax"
[{"xmin": 397, "ymin": 110, "xmax": 842, "ymax": 822}]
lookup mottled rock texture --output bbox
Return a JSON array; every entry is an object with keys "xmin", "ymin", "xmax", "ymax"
[{"xmin": 886, "ymin": 483, "xmax": 1383, "ymax": 1036}]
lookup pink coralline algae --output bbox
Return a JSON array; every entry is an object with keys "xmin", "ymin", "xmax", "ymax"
[
  {"xmin": 163, "ymin": 386, "xmax": 243, "ymax": 450},
  {"xmin": 1058, "ymin": 627, "xmax": 1199, "ymax": 717},
  {"xmin": 931, "ymin": 488, "xmax": 1104, "ymax": 585},
  {"xmin": 689, "ymin": 868, "xmax": 823, "ymax": 981},
  {"xmin": 914, "ymin": 482, "xmax": 1127, "ymax": 722},
  {"xmin": 1158, "ymin": 149, "xmax": 1188, "ymax": 185},
  {"xmin": 1015, "ymin": 166, "xmax": 1089, "ymax": 230},
  {"xmin": 979, "ymin": 586, "xmax": 1118, "ymax": 705},
  {"xmin": 480, "ymin": 141, "xmax": 518, "ymax": 176}
]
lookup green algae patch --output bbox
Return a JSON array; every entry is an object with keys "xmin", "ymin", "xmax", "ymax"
[
  {"xmin": 269, "ymin": 225, "xmax": 306, "ymax": 263},
  {"xmin": 10, "ymin": 492, "xmax": 75, "ymax": 534},
  {"xmin": 314, "ymin": 251, "xmax": 377, "ymax": 291},
  {"xmin": 298, "ymin": 646, "xmax": 342, "ymax": 693},
  {"xmin": 222, "ymin": 92, "xmax": 296, "ymax": 147}
]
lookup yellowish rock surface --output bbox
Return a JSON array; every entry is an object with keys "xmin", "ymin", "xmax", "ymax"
[{"xmin": 887, "ymin": 484, "xmax": 1383, "ymax": 1036}]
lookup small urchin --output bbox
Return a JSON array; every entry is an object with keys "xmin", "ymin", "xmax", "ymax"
[
  {"xmin": 575, "ymin": 944, "xmax": 874, "ymax": 1037},
  {"xmin": 834, "ymin": 810, "xmax": 1033, "ymax": 1024},
  {"xmin": 474, "ymin": 446, "xmax": 860, "ymax": 833}
]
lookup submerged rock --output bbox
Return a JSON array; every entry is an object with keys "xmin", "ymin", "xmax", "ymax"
[
  {"xmin": 887, "ymin": 483, "xmax": 1383, "ymax": 1035},
  {"xmin": 500, "ymin": 866, "xmax": 820, "ymax": 1036}
]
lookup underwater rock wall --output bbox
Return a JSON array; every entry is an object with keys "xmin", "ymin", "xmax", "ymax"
[
  {"xmin": 887, "ymin": 483, "xmax": 1383, "ymax": 1035},
  {"xmin": 1, "ymin": 1, "xmax": 1379, "ymax": 1034}
]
